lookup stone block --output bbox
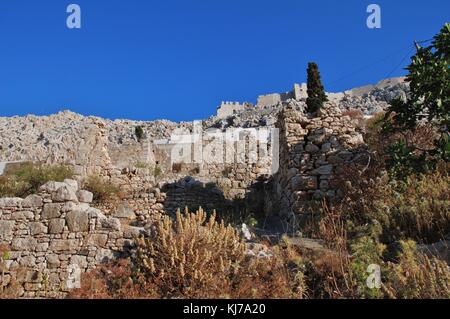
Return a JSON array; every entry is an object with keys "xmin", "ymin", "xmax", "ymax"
[
  {"xmin": 65, "ymin": 210, "xmax": 89, "ymax": 232},
  {"xmin": 11, "ymin": 237, "xmax": 37, "ymax": 251},
  {"xmin": 28, "ymin": 222, "xmax": 47, "ymax": 235},
  {"xmin": 22, "ymin": 195, "xmax": 43, "ymax": 208},
  {"xmin": 49, "ymin": 239, "xmax": 80, "ymax": 251},
  {"xmin": 113, "ymin": 203, "xmax": 136, "ymax": 220},
  {"xmin": 42, "ymin": 203, "xmax": 62, "ymax": 219},
  {"xmin": 76, "ymin": 190, "xmax": 93, "ymax": 203},
  {"xmin": 52, "ymin": 185, "xmax": 78, "ymax": 202},
  {"xmin": 0, "ymin": 220, "xmax": 14, "ymax": 240},
  {"xmin": 63, "ymin": 179, "xmax": 79, "ymax": 192},
  {"xmin": 49, "ymin": 219, "xmax": 65, "ymax": 234}
]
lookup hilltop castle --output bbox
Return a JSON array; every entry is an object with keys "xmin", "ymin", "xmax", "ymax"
[{"xmin": 216, "ymin": 83, "xmax": 308, "ymax": 119}]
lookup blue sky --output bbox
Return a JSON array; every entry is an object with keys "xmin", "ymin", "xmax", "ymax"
[{"xmin": 0, "ymin": 1, "xmax": 449, "ymax": 121}]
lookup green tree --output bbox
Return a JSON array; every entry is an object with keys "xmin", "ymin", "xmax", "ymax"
[
  {"xmin": 383, "ymin": 23, "xmax": 450, "ymax": 177},
  {"xmin": 135, "ymin": 126, "xmax": 144, "ymax": 142},
  {"xmin": 306, "ymin": 62, "xmax": 328, "ymax": 113}
]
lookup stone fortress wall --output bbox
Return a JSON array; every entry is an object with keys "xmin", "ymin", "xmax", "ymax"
[
  {"xmin": 275, "ymin": 102, "xmax": 367, "ymax": 220},
  {"xmin": 0, "ymin": 179, "xmax": 148, "ymax": 298},
  {"xmin": 215, "ymin": 77, "xmax": 408, "ymax": 118}
]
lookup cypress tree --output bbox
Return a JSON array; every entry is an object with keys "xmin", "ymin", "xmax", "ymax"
[{"xmin": 306, "ymin": 62, "xmax": 328, "ymax": 113}]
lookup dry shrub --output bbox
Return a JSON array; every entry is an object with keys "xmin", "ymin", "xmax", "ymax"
[
  {"xmin": 172, "ymin": 162, "xmax": 182, "ymax": 173},
  {"xmin": 71, "ymin": 208, "xmax": 306, "ymax": 299},
  {"xmin": 83, "ymin": 175, "xmax": 120, "ymax": 202},
  {"xmin": 305, "ymin": 203, "xmax": 361, "ymax": 299},
  {"xmin": 343, "ymin": 109, "xmax": 365, "ymax": 128},
  {"xmin": 332, "ymin": 155, "xmax": 449, "ymax": 244},
  {"xmin": 370, "ymin": 169, "xmax": 450, "ymax": 243},
  {"xmin": 135, "ymin": 208, "xmax": 246, "ymax": 298},
  {"xmin": 231, "ymin": 242, "xmax": 307, "ymax": 299},
  {"xmin": 384, "ymin": 240, "xmax": 450, "ymax": 299},
  {"xmin": 68, "ymin": 259, "xmax": 156, "ymax": 299},
  {"xmin": 0, "ymin": 162, "xmax": 74, "ymax": 198}
]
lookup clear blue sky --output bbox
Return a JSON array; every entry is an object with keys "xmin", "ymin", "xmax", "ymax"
[{"xmin": 0, "ymin": 1, "xmax": 449, "ymax": 121}]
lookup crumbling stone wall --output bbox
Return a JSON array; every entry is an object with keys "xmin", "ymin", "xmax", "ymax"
[
  {"xmin": 0, "ymin": 180, "xmax": 145, "ymax": 298},
  {"xmin": 275, "ymin": 102, "xmax": 367, "ymax": 219}
]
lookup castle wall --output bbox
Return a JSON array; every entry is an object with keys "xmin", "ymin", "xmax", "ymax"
[{"xmin": 216, "ymin": 102, "xmax": 252, "ymax": 119}]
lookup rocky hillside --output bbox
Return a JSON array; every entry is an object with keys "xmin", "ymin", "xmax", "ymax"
[
  {"xmin": 0, "ymin": 77, "xmax": 409, "ymax": 173},
  {"xmin": 206, "ymin": 77, "xmax": 409, "ymax": 129}
]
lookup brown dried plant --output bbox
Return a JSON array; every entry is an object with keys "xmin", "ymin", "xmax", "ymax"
[{"xmin": 134, "ymin": 207, "xmax": 247, "ymax": 298}]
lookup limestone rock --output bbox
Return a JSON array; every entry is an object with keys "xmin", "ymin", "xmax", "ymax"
[
  {"xmin": 11, "ymin": 237, "xmax": 37, "ymax": 251},
  {"xmin": 65, "ymin": 210, "xmax": 89, "ymax": 232},
  {"xmin": 70, "ymin": 255, "xmax": 88, "ymax": 269},
  {"xmin": 39, "ymin": 181, "xmax": 67, "ymax": 193},
  {"xmin": 86, "ymin": 234, "xmax": 108, "ymax": 247},
  {"xmin": 49, "ymin": 239, "xmax": 80, "ymax": 251},
  {"xmin": 63, "ymin": 179, "xmax": 79, "ymax": 192},
  {"xmin": 101, "ymin": 217, "xmax": 121, "ymax": 231},
  {"xmin": 0, "ymin": 220, "xmax": 15, "ymax": 240},
  {"xmin": 113, "ymin": 203, "xmax": 136, "ymax": 220},
  {"xmin": 0, "ymin": 198, "xmax": 23, "ymax": 207},
  {"xmin": 48, "ymin": 219, "xmax": 65, "ymax": 234},
  {"xmin": 76, "ymin": 190, "xmax": 93, "ymax": 203},
  {"xmin": 123, "ymin": 225, "xmax": 145, "ymax": 239},
  {"xmin": 52, "ymin": 185, "xmax": 78, "ymax": 202},
  {"xmin": 42, "ymin": 203, "xmax": 62, "ymax": 219},
  {"xmin": 22, "ymin": 195, "xmax": 43, "ymax": 208},
  {"xmin": 28, "ymin": 222, "xmax": 47, "ymax": 236}
]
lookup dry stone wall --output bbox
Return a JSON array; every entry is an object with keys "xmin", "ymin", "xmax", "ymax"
[
  {"xmin": 275, "ymin": 102, "xmax": 368, "ymax": 219},
  {"xmin": 0, "ymin": 179, "xmax": 145, "ymax": 298}
]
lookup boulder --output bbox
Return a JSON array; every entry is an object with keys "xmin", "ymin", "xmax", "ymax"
[
  {"xmin": 86, "ymin": 234, "xmax": 108, "ymax": 247},
  {"xmin": 123, "ymin": 226, "xmax": 145, "ymax": 239},
  {"xmin": 310, "ymin": 165, "xmax": 333, "ymax": 175},
  {"xmin": 305, "ymin": 143, "xmax": 320, "ymax": 153},
  {"xmin": 47, "ymin": 254, "xmax": 61, "ymax": 268},
  {"xmin": 101, "ymin": 217, "xmax": 121, "ymax": 231},
  {"xmin": 70, "ymin": 255, "xmax": 88, "ymax": 269},
  {"xmin": 49, "ymin": 239, "xmax": 80, "ymax": 251}
]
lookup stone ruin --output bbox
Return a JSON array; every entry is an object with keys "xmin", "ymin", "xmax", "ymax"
[
  {"xmin": 0, "ymin": 77, "xmax": 411, "ymax": 298},
  {"xmin": 216, "ymin": 101, "xmax": 254, "ymax": 119},
  {"xmin": 0, "ymin": 98, "xmax": 374, "ymax": 297},
  {"xmin": 275, "ymin": 102, "xmax": 367, "ymax": 220},
  {"xmin": 0, "ymin": 179, "xmax": 157, "ymax": 298}
]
